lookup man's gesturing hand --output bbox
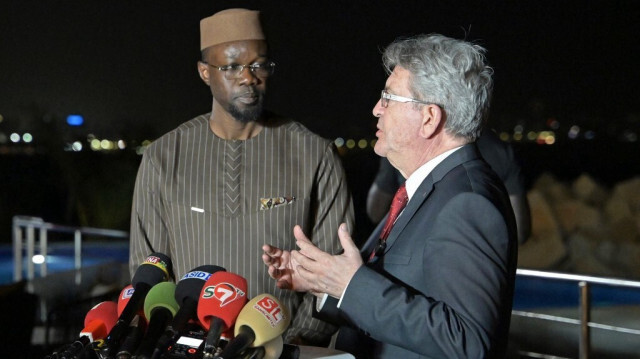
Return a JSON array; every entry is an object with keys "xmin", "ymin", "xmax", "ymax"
[
  {"xmin": 263, "ymin": 238, "xmax": 314, "ymax": 292},
  {"xmin": 291, "ymin": 223, "xmax": 363, "ymax": 299}
]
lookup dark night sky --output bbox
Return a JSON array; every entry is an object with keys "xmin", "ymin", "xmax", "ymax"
[
  {"xmin": 2, "ymin": 0, "xmax": 640, "ymax": 141},
  {"xmin": 2, "ymin": 0, "xmax": 640, "ymax": 237}
]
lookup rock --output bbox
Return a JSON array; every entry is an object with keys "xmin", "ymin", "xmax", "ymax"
[
  {"xmin": 518, "ymin": 190, "xmax": 567, "ymax": 268},
  {"xmin": 572, "ymin": 174, "xmax": 608, "ymax": 206}
]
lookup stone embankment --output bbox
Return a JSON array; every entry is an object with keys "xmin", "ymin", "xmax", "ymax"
[{"xmin": 519, "ymin": 173, "xmax": 640, "ymax": 280}]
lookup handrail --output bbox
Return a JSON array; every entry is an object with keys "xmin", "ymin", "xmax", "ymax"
[
  {"xmin": 12, "ymin": 215, "xmax": 129, "ymax": 284},
  {"xmin": 514, "ymin": 268, "xmax": 640, "ymax": 359}
]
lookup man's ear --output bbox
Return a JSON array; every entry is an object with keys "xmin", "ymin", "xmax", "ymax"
[
  {"xmin": 419, "ymin": 104, "xmax": 443, "ymax": 139},
  {"xmin": 197, "ymin": 61, "xmax": 210, "ymax": 85}
]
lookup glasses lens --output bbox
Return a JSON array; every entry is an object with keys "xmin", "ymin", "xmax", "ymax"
[
  {"xmin": 253, "ymin": 62, "xmax": 275, "ymax": 78},
  {"xmin": 223, "ymin": 65, "xmax": 244, "ymax": 79},
  {"xmin": 381, "ymin": 91, "xmax": 388, "ymax": 107}
]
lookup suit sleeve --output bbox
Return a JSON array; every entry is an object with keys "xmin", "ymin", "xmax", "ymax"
[
  {"xmin": 285, "ymin": 143, "xmax": 355, "ymax": 345},
  {"xmin": 338, "ymin": 192, "xmax": 512, "ymax": 358}
]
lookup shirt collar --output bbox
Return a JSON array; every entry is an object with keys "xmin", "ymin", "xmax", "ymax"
[{"xmin": 405, "ymin": 146, "xmax": 463, "ymax": 200}]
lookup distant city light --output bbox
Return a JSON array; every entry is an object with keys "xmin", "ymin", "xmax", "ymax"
[
  {"xmin": 10, "ymin": 133, "xmax": 20, "ymax": 143},
  {"xmin": 369, "ymin": 139, "xmax": 377, "ymax": 148},
  {"xmin": 22, "ymin": 133, "xmax": 33, "ymax": 143},
  {"xmin": 0, "ymin": 114, "xmax": 4, "ymax": 123},
  {"xmin": 584, "ymin": 130, "xmax": 596, "ymax": 140},
  {"xmin": 346, "ymin": 139, "xmax": 356, "ymax": 149},
  {"xmin": 547, "ymin": 117, "xmax": 560, "ymax": 130},
  {"xmin": 32, "ymin": 254, "xmax": 45, "ymax": 264},
  {"xmin": 117, "ymin": 140, "xmax": 126, "ymax": 149},
  {"xmin": 538, "ymin": 131, "xmax": 555, "ymax": 145},
  {"xmin": 0, "ymin": 132, "xmax": 7, "ymax": 144},
  {"xmin": 72, "ymin": 141, "xmax": 83, "ymax": 151},
  {"xmin": 90, "ymin": 139, "xmax": 101, "ymax": 150},
  {"xmin": 66, "ymin": 114, "xmax": 84, "ymax": 126},
  {"xmin": 334, "ymin": 137, "xmax": 345, "ymax": 147},
  {"xmin": 357, "ymin": 139, "xmax": 368, "ymax": 149},
  {"xmin": 568, "ymin": 125, "xmax": 580, "ymax": 139}
]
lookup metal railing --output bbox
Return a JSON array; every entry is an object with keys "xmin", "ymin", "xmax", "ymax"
[
  {"xmin": 514, "ymin": 268, "xmax": 640, "ymax": 359},
  {"xmin": 11, "ymin": 216, "xmax": 640, "ymax": 358},
  {"xmin": 12, "ymin": 215, "xmax": 129, "ymax": 284}
]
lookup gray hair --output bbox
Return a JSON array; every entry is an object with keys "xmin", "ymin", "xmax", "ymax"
[{"xmin": 382, "ymin": 34, "xmax": 493, "ymax": 141}]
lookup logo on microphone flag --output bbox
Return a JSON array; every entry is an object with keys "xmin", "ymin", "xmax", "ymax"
[
  {"xmin": 181, "ymin": 270, "xmax": 212, "ymax": 281},
  {"xmin": 121, "ymin": 286, "xmax": 135, "ymax": 300},
  {"xmin": 201, "ymin": 282, "xmax": 246, "ymax": 306},
  {"xmin": 255, "ymin": 296, "xmax": 285, "ymax": 327},
  {"xmin": 141, "ymin": 255, "xmax": 171, "ymax": 279}
]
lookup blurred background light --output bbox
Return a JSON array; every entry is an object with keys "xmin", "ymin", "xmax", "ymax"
[{"xmin": 66, "ymin": 114, "xmax": 84, "ymax": 126}]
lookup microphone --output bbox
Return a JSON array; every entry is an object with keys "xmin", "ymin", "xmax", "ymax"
[
  {"xmin": 114, "ymin": 315, "xmax": 146, "ymax": 359},
  {"xmin": 235, "ymin": 335, "xmax": 285, "ymax": 359},
  {"xmin": 116, "ymin": 285, "xmax": 137, "ymax": 318},
  {"xmin": 45, "ymin": 301, "xmax": 119, "ymax": 359},
  {"xmin": 151, "ymin": 265, "xmax": 225, "ymax": 358},
  {"xmin": 134, "ymin": 281, "xmax": 180, "ymax": 359},
  {"xmin": 196, "ymin": 271, "xmax": 248, "ymax": 357},
  {"xmin": 105, "ymin": 253, "xmax": 172, "ymax": 355},
  {"xmin": 259, "ymin": 334, "xmax": 284, "ymax": 359},
  {"xmin": 80, "ymin": 301, "xmax": 118, "ymax": 342},
  {"xmin": 217, "ymin": 294, "xmax": 291, "ymax": 359},
  {"xmin": 173, "ymin": 265, "xmax": 226, "ymax": 332}
]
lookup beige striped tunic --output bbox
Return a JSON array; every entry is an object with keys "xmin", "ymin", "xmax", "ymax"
[{"xmin": 129, "ymin": 113, "xmax": 355, "ymax": 344}]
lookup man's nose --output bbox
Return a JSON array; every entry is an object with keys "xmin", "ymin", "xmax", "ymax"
[
  {"xmin": 372, "ymin": 99, "xmax": 384, "ymax": 118},
  {"xmin": 237, "ymin": 66, "xmax": 259, "ymax": 85}
]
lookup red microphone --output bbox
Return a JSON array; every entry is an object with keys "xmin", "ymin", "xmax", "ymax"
[
  {"xmin": 117, "ymin": 284, "xmax": 146, "ymax": 322},
  {"xmin": 80, "ymin": 301, "xmax": 118, "ymax": 342},
  {"xmin": 49, "ymin": 301, "xmax": 119, "ymax": 358},
  {"xmin": 197, "ymin": 271, "xmax": 248, "ymax": 356}
]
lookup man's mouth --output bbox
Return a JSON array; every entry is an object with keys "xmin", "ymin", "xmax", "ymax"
[{"xmin": 236, "ymin": 91, "xmax": 259, "ymax": 105}]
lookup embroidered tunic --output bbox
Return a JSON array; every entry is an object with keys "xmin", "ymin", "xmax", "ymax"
[{"xmin": 129, "ymin": 113, "xmax": 354, "ymax": 343}]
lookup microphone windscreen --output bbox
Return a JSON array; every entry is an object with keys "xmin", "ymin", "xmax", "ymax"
[
  {"xmin": 261, "ymin": 335, "xmax": 284, "ymax": 359},
  {"xmin": 234, "ymin": 294, "xmax": 290, "ymax": 346},
  {"xmin": 132, "ymin": 252, "xmax": 173, "ymax": 287},
  {"xmin": 80, "ymin": 301, "xmax": 118, "ymax": 341},
  {"xmin": 144, "ymin": 282, "xmax": 180, "ymax": 319},
  {"xmin": 197, "ymin": 271, "xmax": 248, "ymax": 330},
  {"xmin": 175, "ymin": 265, "xmax": 226, "ymax": 305}
]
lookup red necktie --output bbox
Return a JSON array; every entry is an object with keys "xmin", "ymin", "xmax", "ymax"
[{"xmin": 369, "ymin": 183, "xmax": 409, "ymax": 261}]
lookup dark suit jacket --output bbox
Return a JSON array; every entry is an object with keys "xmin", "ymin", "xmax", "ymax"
[{"xmin": 315, "ymin": 144, "xmax": 518, "ymax": 358}]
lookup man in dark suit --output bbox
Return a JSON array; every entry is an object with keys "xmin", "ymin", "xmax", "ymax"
[{"xmin": 263, "ymin": 34, "xmax": 518, "ymax": 358}]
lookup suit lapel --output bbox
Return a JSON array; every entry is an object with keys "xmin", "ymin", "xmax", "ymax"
[{"xmin": 382, "ymin": 144, "xmax": 481, "ymax": 253}]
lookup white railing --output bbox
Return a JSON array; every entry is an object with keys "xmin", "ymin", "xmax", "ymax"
[
  {"xmin": 514, "ymin": 269, "xmax": 640, "ymax": 359},
  {"xmin": 12, "ymin": 215, "xmax": 129, "ymax": 284}
]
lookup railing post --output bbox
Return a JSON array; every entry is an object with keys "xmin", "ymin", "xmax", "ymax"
[
  {"xmin": 579, "ymin": 281, "xmax": 591, "ymax": 359},
  {"xmin": 74, "ymin": 229, "xmax": 82, "ymax": 285},
  {"xmin": 40, "ymin": 227, "xmax": 48, "ymax": 278},
  {"xmin": 12, "ymin": 220, "xmax": 23, "ymax": 282},
  {"xmin": 26, "ymin": 225, "xmax": 35, "ymax": 281}
]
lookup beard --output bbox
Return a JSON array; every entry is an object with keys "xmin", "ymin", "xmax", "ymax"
[{"xmin": 228, "ymin": 88, "xmax": 265, "ymax": 123}]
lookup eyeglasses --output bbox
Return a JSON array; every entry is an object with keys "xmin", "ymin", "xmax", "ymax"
[
  {"xmin": 204, "ymin": 61, "xmax": 276, "ymax": 80},
  {"xmin": 380, "ymin": 90, "xmax": 432, "ymax": 108}
]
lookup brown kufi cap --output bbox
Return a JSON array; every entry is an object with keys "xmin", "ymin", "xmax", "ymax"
[{"xmin": 200, "ymin": 8, "xmax": 264, "ymax": 50}]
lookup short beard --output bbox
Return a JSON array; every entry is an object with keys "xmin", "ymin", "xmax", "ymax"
[{"xmin": 228, "ymin": 101, "xmax": 263, "ymax": 124}]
